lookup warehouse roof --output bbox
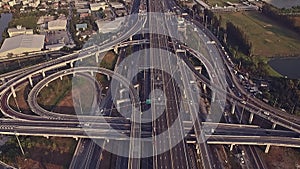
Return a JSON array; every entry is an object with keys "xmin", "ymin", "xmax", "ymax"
[
  {"xmin": 48, "ymin": 19, "xmax": 67, "ymax": 29},
  {"xmin": 0, "ymin": 35, "xmax": 45, "ymax": 54}
]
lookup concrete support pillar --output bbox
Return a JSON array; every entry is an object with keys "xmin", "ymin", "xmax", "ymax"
[
  {"xmin": 265, "ymin": 144, "xmax": 271, "ymax": 153},
  {"xmin": 107, "ymin": 75, "xmax": 110, "ymax": 81},
  {"xmin": 198, "ymin": 67, "xmax": 202, "ymax": 74},
  {"xmin": 114, "ymin": 46, "xmax": 118, "ymax": 54},
  {"xmin": 90, "ymin": 71, "xmax": 94, "ymax": 76},
  {"xmin": 249, "ymin": 112, "xmax": 254, "ymax": 124},
  {"xmin": 272, "ymin": 123, "xmax": 277, "ymax": 129},
  {"xmin": 60, "ymin": 76, "xmax": 63, "ymax": 80},
  {"xmin": 196, "ymin": 144, "xmax": 200, "ymax": 154},
  {"xmin": 230, "ymin": 144, "xmax": 234, "ymax": 151},
  {"xmin": 211, "ymin": 92, "xmax": 215, "ymax": 102},
  {"xmin": 129, "ymin": 35, "xmax": 133, "ymax": 41},
  {"xmin": 42, "ymin": 71, "xmax": 46, "ymax": 78},
  {"xmin": 203, "ymin": 84, "xmax": 207, "ymax": 93},
  {"xmin": 1, "ymin": 78, "xmax": 5, "ymax": 84},
  {"xmin": 44, "ymin": 135, "xmax": 49, "ymax": 139},
  {"xmin": 231, "ymin": 103, "xmax": 236, "ymax": 115},
  {"xmin": 11, "ymin": 86, "xmax": 16, "ymax": 98},
  {"xmin": 95, "ymin": 52, "xmax": 99, "ymax": 63},
  {"xmin": 134, "ymin": 84, "xmax": 139, "ymax": 95},
  {"xmin": 70, "ymin": 61, "xmax": 74, "ymax": 68},
  {"xmin": 73, "ymin": 72, "xmax": 76, "ymax": 77},
  {"xmin": 142, "ymin": 30, "xmax": 145, "ymax": 39},
  {"xmin": 73, "ymin": 137, "xmax": 78, "ymax": 141},
  {"xmin": 28, "ymin": 76, "xmax": 33, "ymax": 87},
  {"xmin": 45, "ymin": 83, "xmax": 48, "ymax": 87}
]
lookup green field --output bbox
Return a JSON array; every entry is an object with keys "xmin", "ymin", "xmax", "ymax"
[
  {"xmin": 218, "ymin": 11, "xmax": 300, "ymax": 57},
  {"xmin": 206, "ymin": 0, "xmax": 240, "ymax": 7},
  {"xmin": 9, "ymin": 15, "xmax": 38, "ymax": 29}
]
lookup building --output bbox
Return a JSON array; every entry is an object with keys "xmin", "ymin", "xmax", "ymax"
[
  {"xmin": 47, "ymin": 19, "xmax": 67, "ymax": 31},
  {"xmin": 110, "ymin": 2, "xmax": 125, "ymax": 9},
  {"xmin": 96, "ymin": 17, "xmax": 124, "ymax": 34},
  {"xmin": 77, "ymin": 8, "xmax": 91, "ymax": 14},
  {"xmin": 76, "ymin": 23, "xmax": 88, "ymax": 31},
  {"xmin": 90, "ymin": 2, "xmax": 108, "ymax": 11},
  {"xmin": 7, "ymin": 25, "xmax": 33, "ymax": 37},
  {"xmin": 80, "ymin": 12, "xmax": 90, "ymax": 19},
  {"xmin": 0, "ymin": 34, "xmax": 45, "ymax": 57}
]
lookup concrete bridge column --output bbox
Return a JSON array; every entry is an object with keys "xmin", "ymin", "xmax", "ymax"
[
  {"xmin": 90, "ymin": 71, "xmax": 94, "ymax": 76},
  {"xmin": 202, "ymin": 84, "xmax": 207, "ymax": 94},
  {"xmin": 142, "ymin": 30, "xmax": 145, "ymax": 39},
  {"xmin": 42, "ymin": 71, "xmax": 46, "ymax": 78},
  {"xmin": 211, "ymin": 92, "xmax": 216, "ymax": 102},
  {"xmin": 230, "ymin": 144, "xmax": 234, "ymax": 151},
  {"xmin": 107, "ymin": 75, "xmax": 110, "ymax": 81},
  {"xmin": 196, "ymin": 144, "xmax": 200, "ymax": 154},
  {"xmin": 134, "ymin": 84, "xmax": 139, "ymax": 92},
  {"xmin": 60, "ymin": 76, "xmax": 63, "ymax": 80},
  {"xmin": 73, "ymin": 137, "xmax": 78, "ymax": 141},
  {"xmin": 249, "ymin": 112, "xmax": 254, "ymax": 124},
  {"xmin": 129, "ymin": 35, "xmax": 133, "ymax": 41},
  {"xmin": 28, "ymin": 75, "xmax": 33, "ymax": 87},
  {"xmin": 70, "ymin": 61, "xmax": 74, "ymax": 68},
  {"xmin": 198, "ymin": 66, "xmax": 202, "ymax": 74},
  {"xmin": 45, "ymin": 83, "xmax": 48, "ymax": 87},
  {"xmin": 11, "ymin": 86, "xmax": 16, "ymax": 98},
  {"xmin": 272, "ymin": 123, "xmax": 277, "ymax": 129},
  {"xmin": 114, "ymin": 46, "xmax": 118, "ymax": 54},
  {"xmin": 265, "ymin": 144, "xmax": 271, "ymax": 153},
  {"xmin": 73, "ymin": 72, "xmax": 76, "ymax": 77},
  {"xmin": 44, "ymin": 135, "xmax": 49, "ymax": 139},
  {"xmin": 95, "ymin": 52, "xmax": 99, "ymax": 63},
  {"xmin": 231, "ymin": 103, "xmax": 236, "ymax": 114},
  {"xmin": 1, "ymin": 78, "xmax": 5, "ymax": 84}
]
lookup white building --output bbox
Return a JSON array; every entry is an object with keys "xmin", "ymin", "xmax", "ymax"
[
  {"xmin": 0, "ymin": 34, "xmax": 45, "ymax": 57},
  {"xmin": 96, "ymin": 17, "xmax": 124, "ymax": 34},
  {"xmin": 90, "ymin": 2, "xmax": 108, "ymax": 11},
  {"xmin": 47, "ymin": 19, "xmax": 67, "ymax": 31},
  {"xmin": 7, "ymin": 25, "xmax": 33, "ymax": 37}
]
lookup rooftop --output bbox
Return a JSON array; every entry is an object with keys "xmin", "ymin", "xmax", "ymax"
[
  {"xmin": 0, "ymin": 34, "xmax": 45, "ymax": 55},
  {"xmin": 48, "ymin": 19, "xmax": 67, "ymax": 29}
]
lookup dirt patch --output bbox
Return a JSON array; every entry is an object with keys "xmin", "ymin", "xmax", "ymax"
[
  {"xmin": 258, "ymin": 146, "xmax": 300, "ymax": 169},
  {"xmin": 53, "ymin": 90, "xmax": 75, "ymax": 115},
  {"xmin": 8, "ymin": 83, "xmax": 32, "ymax": 114},
  {"xmin": 1, "ymin": 137, "xmax": 76, "ymax": 168},
  {"xmin": 17, "ymin": 158, "xmax": 63, "ymax": 169}
]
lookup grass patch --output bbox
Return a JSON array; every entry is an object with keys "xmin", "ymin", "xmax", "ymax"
[
  {"xmin": 218, "ymin": 11, "xmax": 300, "ymax": 57},
  {"xmin": 9, "ymin": 15, "xmax": 38, "ymax": 29}
]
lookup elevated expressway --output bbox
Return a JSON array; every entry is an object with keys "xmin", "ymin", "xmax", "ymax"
[
  {"xmin": 0, "ymin": 118, "xmax": 298, "ymax": 149},
  {"xmin": 0, "ymin": 1, "xmax": 299, "ymax": 168},
  {"xmin": 1, "ymin": 16, "xmax": 298, "ymax": 145}
]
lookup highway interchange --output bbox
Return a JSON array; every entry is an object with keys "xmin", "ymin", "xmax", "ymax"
[{"xmin": 0, "ymin": 0, "xmax": 299, "ymax": 168}]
